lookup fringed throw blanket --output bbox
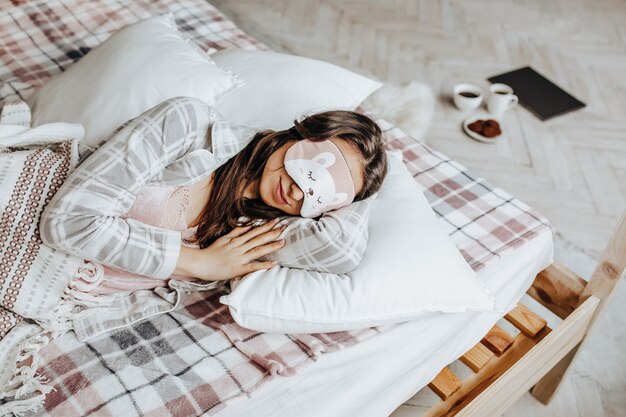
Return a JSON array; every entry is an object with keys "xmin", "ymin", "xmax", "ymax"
[{"xmin": 0, "ymin": 101, "xmax": 97, "ymax": 415}]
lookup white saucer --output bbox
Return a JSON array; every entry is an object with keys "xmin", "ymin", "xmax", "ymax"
[{"xmin": 462, "ymin": 113, "xmax": 503, "ymax": 143}]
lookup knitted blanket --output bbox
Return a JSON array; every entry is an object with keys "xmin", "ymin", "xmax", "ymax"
[{"xmin": 0, "ymin": 101, "xmax": 92, "ymax": 415}]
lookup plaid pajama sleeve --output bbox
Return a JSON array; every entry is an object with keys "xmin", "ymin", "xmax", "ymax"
[
  {"xmin": 39, "ymin": 96, "xmax": 220, "ymax": 279},
  {"xmin": 262, "ymin": 197, "xmax": 373, "ymax": 274}
]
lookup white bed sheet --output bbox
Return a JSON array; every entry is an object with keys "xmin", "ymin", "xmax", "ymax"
[{"xmin": 217, "ymin": 227, "xmax": 553, "ymax": 417}]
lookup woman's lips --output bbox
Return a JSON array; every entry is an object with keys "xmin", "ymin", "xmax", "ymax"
[{"xmin": 275, "ymin": 178, "xmax": 288, "ymax": 205}]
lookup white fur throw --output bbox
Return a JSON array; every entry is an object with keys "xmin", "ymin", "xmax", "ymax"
[{"xmin": 361, "ymin": 81, "xmax": 435, "ymax": 142}]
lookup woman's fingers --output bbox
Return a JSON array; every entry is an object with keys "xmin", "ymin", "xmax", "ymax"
[
  {"xmin": 224, "ymin": 225, "xmax": 253, "ymax": 238},
  {"xmin": 230, "ymin": 218, "xmax": 280, "ymax": 246},
  {"xmin": 239, "ymin": 225, "xmax": 286, "ymax": 253},
  {"xmin": 207, "ymin": 219, "xmax": 285, "ymax": 280},
  {"xmin": 243, "ymin": 239, "xmax": 285, "ymax": 261},
  {"xmin": 238, "ymin": 260, "xmax": 277, "ymax": 275}
]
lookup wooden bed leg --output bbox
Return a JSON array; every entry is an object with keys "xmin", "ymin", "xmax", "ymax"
[
  {"xmin": 531, "ymin": 210, "xmax": 626, "ymax": 405},
  {"xmin": 530, "ymin": 342, "xmax": 580, "ymax": 404}
]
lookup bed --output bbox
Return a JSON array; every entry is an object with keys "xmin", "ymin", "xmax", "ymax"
[
  {"xmin": 216, "ymin": 228, "xmax": 553, "ymax": 417},
  {"xmin": 1, "ymin": 1, "xmax": 623, "ymax": 416}
]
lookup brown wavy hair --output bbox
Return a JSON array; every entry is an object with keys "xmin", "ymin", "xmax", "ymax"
[{"xmin": 191, "ymin": 110, "xmax": 388, "ymax": 249}]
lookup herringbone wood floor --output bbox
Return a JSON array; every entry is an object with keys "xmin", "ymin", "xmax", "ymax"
[{"xmin": 208, "ymin": 1, "xmax": 626, "ymax": 416}]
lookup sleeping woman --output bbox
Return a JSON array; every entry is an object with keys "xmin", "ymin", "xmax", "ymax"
[{"xmin": 39, "ymin": 96, "xmax": 388, "ymax": 294}]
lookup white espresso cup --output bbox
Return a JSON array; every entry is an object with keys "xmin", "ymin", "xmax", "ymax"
[
  {"xmin": 487, "ymin": 83, "xmax": 518, "ymax": 116},
  {"xmin": 453, "ymin": 83, "xmax": 483, "ymax": 111}
]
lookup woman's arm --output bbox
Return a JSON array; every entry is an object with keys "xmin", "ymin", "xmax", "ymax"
[
  {"xmin": 261, "ymin": 196, "xmax": 374, "ymax": 274},
  {"xmin": 40, "ymin": 97, "xmax": 218, "ymax": 279}
]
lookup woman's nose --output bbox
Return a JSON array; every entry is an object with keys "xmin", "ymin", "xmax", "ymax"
[{"xmin": 290, "ymin": 182, "xmax": 304, "ymax": 201}]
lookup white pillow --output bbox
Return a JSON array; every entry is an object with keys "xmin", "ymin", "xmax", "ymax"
[
  {"xmin": 211, "ymin": 49, "xmax": 382, "ymax": 131},
  {"xmin": 27, "ymin": 15, "xmax": 243, "ymax": 148},
  {"xmin": 219, "ymin": 150, "xmax": 496, "ymax": 333}
]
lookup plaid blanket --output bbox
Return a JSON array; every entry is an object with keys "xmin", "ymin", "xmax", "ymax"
[{"xmin": 0, "ymin": 0, "xmax": 552, "ymax": 416}]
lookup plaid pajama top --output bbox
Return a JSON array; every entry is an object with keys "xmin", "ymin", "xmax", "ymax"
[{"xmin": 39, "ymin": 97, "xmax": 372, "ymax": 281}]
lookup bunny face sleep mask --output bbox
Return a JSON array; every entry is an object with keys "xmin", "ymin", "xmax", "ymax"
[{"xmin": 284, "ymin": 139, "xmax": 357, "ymax": 218}]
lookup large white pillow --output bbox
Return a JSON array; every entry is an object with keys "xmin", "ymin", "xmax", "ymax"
[
  {"xmin": 27, "ymin": 15, "xmax": 243, "ymax": 148},
  {"xmin": 219, "ymin": 150, "xmax": 496, "ymax": 333},
  {"xmin": 211, "ymin": 49, "xmax": 382, "ymax": 130}
]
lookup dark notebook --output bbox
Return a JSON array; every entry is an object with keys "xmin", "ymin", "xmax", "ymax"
[{"xmin": 487, "ymin": 66, "xmax": 585, "ymax": 121}]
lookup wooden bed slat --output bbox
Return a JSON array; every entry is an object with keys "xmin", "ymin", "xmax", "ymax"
[
  {"xmin": 505, "ymin": 303, "xmax": 547, "ymax": 338},
  {"xmin": 445, "ymin": 297, "xmax": 596, "ymax": 417},
  {"xmin": 481, "ymin": 324, "xmax": 514, "ymax": 356},
  {"xmin": 460, "ymin": 343, "xmax": 494, "ymax": 373},
  {"xmin": 428, "ymin": 367, "xmax": 462, "ymax": 400},
  {"xmin": 423, "ymin": 328, "xmax": 548, "ymax": 417},
  {"xmin": 527, "ymin": 263, "xmax": 587, "ymax": 320}
]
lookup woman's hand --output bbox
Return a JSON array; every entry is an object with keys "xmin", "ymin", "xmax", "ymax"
[{"xmin": 175, "ymin": 218, "xmax": 286, "ymax": 281}]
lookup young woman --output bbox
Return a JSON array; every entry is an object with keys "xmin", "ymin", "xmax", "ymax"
[{"xmin": 40, "ymin": 97, "xmax": 388, "ymax": 294}]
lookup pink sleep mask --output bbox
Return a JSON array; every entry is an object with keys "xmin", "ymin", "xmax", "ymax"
[{"xmin": 284, "ymin": 139, "xmax": 356, "ymax": 218}]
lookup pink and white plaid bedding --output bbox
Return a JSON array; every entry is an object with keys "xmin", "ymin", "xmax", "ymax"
[{"xmin": 0, "ymin": 1, "xmax": 552, "ymax": 415}]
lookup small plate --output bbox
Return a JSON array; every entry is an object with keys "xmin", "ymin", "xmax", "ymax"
[{"xmin": 462, "ymin": 113, "xmax": 503, "ymax": 143}]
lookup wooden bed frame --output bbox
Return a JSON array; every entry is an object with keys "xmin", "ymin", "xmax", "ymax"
[{"xmin": 420, "ymin": 210, "xmax": 625, "ymax": 416}]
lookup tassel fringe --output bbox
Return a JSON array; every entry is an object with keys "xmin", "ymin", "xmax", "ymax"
[
  {"xmin": 0, "ymin": 260, "xmax": 111, "ymax": 415},
  {"xmin": 0, "ymin": 331, "xmax": 53, "ymax": 417}
]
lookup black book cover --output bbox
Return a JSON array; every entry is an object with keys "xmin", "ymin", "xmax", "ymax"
[{"xmin": 487, "ymin": 66, "xmax": 586, "ymax": 121}]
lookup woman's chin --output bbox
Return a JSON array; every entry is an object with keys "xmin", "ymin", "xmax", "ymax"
[{"xmin": 278, "ymin": 204, "xmax": 298, "ymax": 216}]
